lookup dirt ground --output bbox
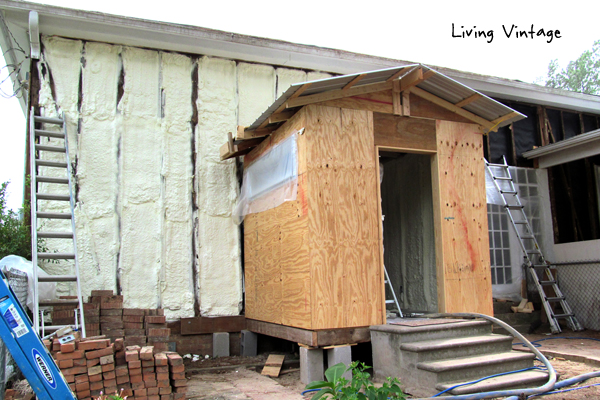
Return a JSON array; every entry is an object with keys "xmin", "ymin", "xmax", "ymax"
[{"xmin": 183, "ymin": 353, "xmax": 600, "ymax": 400}]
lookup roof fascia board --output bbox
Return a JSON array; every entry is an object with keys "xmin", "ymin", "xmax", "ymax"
[
  {"xmin": 523, "ymin": 129, "xmax": 600, "ymax": 168},
  {"xmin": 1, "ymin": 0, "xmax": 599, "ymax": 114}
]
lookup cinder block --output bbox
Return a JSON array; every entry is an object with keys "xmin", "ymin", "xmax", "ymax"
[
  {"xmin": 240, "ymin": 330, "xmax": 257, "ymax": 357},
  {"xmin": 327, "ymin": 346, "xmax": 352, "ymax": 380},
  {"xmin": 300, "ymin": 347, "xmax": 324, "ymax": 384},
  {"xmin": 212, "ymin": 332, "xmax": 230, "ymax": 358}
]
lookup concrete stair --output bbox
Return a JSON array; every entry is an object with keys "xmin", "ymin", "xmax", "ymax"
[{"xmin": 371, "ymin": 318, "xmax": 549, "ymax": 397}]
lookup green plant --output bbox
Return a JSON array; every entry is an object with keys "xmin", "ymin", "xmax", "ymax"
[
  {"xmin": 95, "ymin": 388, "xmax": 127, "ymax": 400},
  {"xmin": 0, "ymin": 181, "xmax": 32, "ymax": 260},
  {"xmin": 305, "ymin": 361, "xmax": 405, "ymax": 400}
]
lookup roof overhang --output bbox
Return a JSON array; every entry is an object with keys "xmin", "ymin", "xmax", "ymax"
[
  {"xmin": 523, "ymin": 128, "xmax": 600, "ymax": 168},
  {"xmin": 2, "ymin": 0, "xmax": 600, "ymax": 116},
  {"xmin": 220, "ymin": 65, "xmax": 527, "ymax": 160}
]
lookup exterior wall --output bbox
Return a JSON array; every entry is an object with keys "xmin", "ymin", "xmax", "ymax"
[{"xmin": 35, "ymin": 35, "xmax": 331, "ymax": 318}]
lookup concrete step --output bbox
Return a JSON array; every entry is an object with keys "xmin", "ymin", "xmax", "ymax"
[
  {"xmin": 400, "ymin": 334, "xmax": 514, "ymax": 363},
  {"xmin": 371, "ymin": 319, "xmax": 492, "ymax": 344},
  {"xmin": 417, "ymin": 350, "xmax": 536, "ymax": 385},
  {"xmin": 435, "ymin": 369, "xmax": 549, "ymax": 395}
]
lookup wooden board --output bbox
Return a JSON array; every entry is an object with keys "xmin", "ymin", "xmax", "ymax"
[
  {"xmin": 409, "ymin": 93, "xmax": 472, "ymax": 124},
  {"xmin": 261, "ymin": 354, "xmax": 285, "ymax": 377},
  {"xmin": 373, "ymin": 113, "xmax": 437, "ymax": 153},
  {"xmin": 431, "ymin": 120, "xmax": 493, "ymax": 315},
  {"xmin": 180, "ymin": 316, "xmax": 246, "ymax": 335}
]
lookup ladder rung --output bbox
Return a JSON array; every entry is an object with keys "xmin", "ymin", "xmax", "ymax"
[
  {"xmin": 526, "ymin": 250, "xmax": 541, "ymax": 254},
  {"xmin": 36, "ymin": 212, "xmax": 72, "ymax": 219},
  {"xmin": 37, "ymin": 231, "xmax": 74, "ymax": 239},
  {"xmin": 39, "ymin": 300, "xmax": 79, "ymax": 307},
  {"xmin": 38, "ymin": 252, "xmax": 75, "ymax": 260},
  {"xmin": 500, "ymin": 190, "xmax": 518, "ymax": 195},
  {"xmin": 540, "ymin": 281, "xmax": 556, "ymax": 286},
  {"xmin": 505, "ymin": 205, "xmax": 524, "ymax": 210},
  {"xmin": 519, "ymin": 235, "xmax": 535, "ymax": 240},
  {"xmin": 36, "ymin": 176, "xmax": 69, "ymax": 184},
  {"xmin": 36, "ymin": 159, "xmax": 68, "ymax": 168},
  {"xmin": 514, "ymin": 221, "xmax": 527, "ymax": 224},
  {"xmin": 36, "ymin": 193, "xmax": 71, "ymax": 201},
  {"xmin": 493, "ymin": 176, "xmax": 512, "ymax": 181},
  {"xmin": 39, "ymin": 325, "xmax": 75, "ymax": 332},
  {"xmin": 545, "ymin": 297, "xmax": 566, "ymax": 302},
  {"xmin": 34, "ymin": 115, "xmax": 64, "ymax": 125},
  {"xmin": 532, "ymin": 264, "xmax": 550, "ymax": 269},
  {"xmin": 38, "ymin": 275, "xmax": 77, "ymax": 282},
  {"xmin": 385, "ymin": 300, "xmax": 395, "ymax": 304},
  {"xmin": 36, "ymin": 144, "xmax": 66, "ymax": 153},
  {"xmin": 552, "ymin": 314, "xmax": 575, "ymax": 319},
  {"xmin": 35, "ymin": 129, "xmax": 65, "ymax": 139}
]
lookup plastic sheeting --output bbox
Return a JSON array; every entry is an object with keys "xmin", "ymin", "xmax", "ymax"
[
  {"xmin": 233, "ymin": 132, "xmax": 299, "ymax": 224},
  {"xmin": 0, "ymin": 255, "xmax": 56, "ymax": 311}
]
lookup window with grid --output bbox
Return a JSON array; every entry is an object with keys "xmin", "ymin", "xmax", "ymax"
[{"xmin": 488, "ymin": 204, "xmax": 512, "ymax": 285}]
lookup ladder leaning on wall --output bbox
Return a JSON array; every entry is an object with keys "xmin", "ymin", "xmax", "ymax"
[
  {"xmin": 485, "ymin": 157, "xmax": 583, "ymax": 334},
  {"xmin": 29, "ymin": 111, "xmax": 86, "ymax": 337}
]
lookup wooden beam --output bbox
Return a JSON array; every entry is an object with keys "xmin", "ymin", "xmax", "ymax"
[
  {"xmin": 237, "ymin": 126, "xmax": 278, "ymax": 140},
  {"xmin": 269, "ymin": 110, "xmax": 296, "ymax": 124},
  {"xmin": 454, "ymin": 93, "xmax": 482, "ymax": 108},
  {"xmin": 409, "ymin": 86, "xmax": 495, "ymax": 131},
  {"xmin": 490, "ymin": 111, "xmax": 521, "ymax": 127},
  {"xmin": 272, "ymin": 82, "xmax": 312, "ymax": 115},
  {"xmin": 399, "ymin": 67, "xmax": 423, "ymax": 92},
  {"xmin": 343, "ymin": 74, "xmax": 366, "ymax": 91},
  {"xmin": 386, "ymin": 66, "xmax": 412, "ymax": 82},
  {"xmin": 286, "ymin": 81, "xmax": 393, "ymax": 108},
  {"xmin": 402, "ymin": 91, "xmax": 410, "ymax": 116},
  {"xmin": 220, "ymin": 136, "xmax": 266, "ymax": 160},
  {"xmin": 392, "ymin": 80, "xmax": 402, "ymax": 115}
]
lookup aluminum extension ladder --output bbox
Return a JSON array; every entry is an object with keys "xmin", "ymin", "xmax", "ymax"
[
  {"xmin": 29, "ymin": 112, "xmax": 86, "ymax": 337},
  {"xmin": 0, "ymin": 269, "xmax": 77, "ymax": 400},
  {"xmin": 485, "ymin": 157, "xmax": 583, "ymax": 334},
  {"xmin": 384, "ymin": 266, "xmax": 403, "ymax": 318}
]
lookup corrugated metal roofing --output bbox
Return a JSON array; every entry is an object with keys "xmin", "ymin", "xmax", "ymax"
[{"xmin": 247, "ymin": 64, "xmax": 526, "ymax": 132}]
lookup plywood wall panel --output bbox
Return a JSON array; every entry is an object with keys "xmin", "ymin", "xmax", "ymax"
[
  {"xmin": 373, "ymin": 113, "xmax": 437, "ymax": 152},
  {"xmin": 433, "ymin": 121, "xmax": 493, "ymax": 316}
]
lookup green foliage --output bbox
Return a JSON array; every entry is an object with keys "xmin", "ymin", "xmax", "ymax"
[
  {"xmin": 305, "ymin": 362, "xmax": 406, "ymax": 400},
  {"xmin": 544, "ymin": 40, "xmax": 600, "ymax": 95},
  {"xmin": 0, "ymin": 181, "xmax": 32, "ymax": 260}
]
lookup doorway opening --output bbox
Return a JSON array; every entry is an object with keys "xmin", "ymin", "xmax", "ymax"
[{"xmin": 379, "ymin": 151, "xmax": 437, "ymax": 315}]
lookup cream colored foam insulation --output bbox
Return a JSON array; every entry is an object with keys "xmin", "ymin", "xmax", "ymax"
[
  {"xmin": 196, "ymin": 57, "xmax": 242, "ymax": 315},
  {"xmin": 38, "ymin": 36, "xmax": 333, "ymax": 317},
  {"xmin": 276, "ymin": 68, "xmax": 307, "ymax": 98}
]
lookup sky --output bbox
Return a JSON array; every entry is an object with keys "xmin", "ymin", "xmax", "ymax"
[{"xmin": 1, "ymin": 0, "xmax": 599, "ymax": 211}]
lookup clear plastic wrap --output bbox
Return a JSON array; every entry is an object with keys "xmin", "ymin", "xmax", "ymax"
[{"xmin": 233, "ymin": 133, "xmax": 299, "ymax": 224}]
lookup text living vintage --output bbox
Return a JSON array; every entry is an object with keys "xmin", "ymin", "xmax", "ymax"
[{"xmin": 452, "ymin": 24, "xmax": 561, "ymax": 43}]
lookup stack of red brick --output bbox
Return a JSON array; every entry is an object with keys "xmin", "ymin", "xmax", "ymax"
[
  {"xmin": 46, "ymin": 337, "xmax": 187, "ymax": 400},
  {"xmin": 51, "ymin": 291, "xmax": 170, "ymax": 351}
]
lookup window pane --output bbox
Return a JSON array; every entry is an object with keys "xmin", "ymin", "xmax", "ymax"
[
  {"xmin": 505, "ymin": 267, "xmax": 512, "ymax": 284},
  {"xmin": 491, "ymin": 269, "xmax": 496, "ymax": 284},
  {"xmin": 495, "ymin": 249, "xmax": 503, "ymax": 265},
  {"xmin": 496, "ymin": 268, "xmax": 504, "ymax": 284},
  {"xmin": 504, "ymin": 250, "xmax": 511, "ymax": 265},
  {"xmin": 493, "ymin": 214, "xmax": 500, "ymax": 230},
  {"xmin": 501, "ymin": 215, "xmax": 508, "ymax": 230},
  {"xmin": 494, "ymin": 232, "xmax": 501, "ymax": 247}
]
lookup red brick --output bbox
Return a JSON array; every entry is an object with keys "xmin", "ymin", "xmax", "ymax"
[
  {"xmin": 141, "ymin": 360, "xmax": 154, "ymax": 367},
  {"xmin": 116, "ymin": 375, "xmax": 129, "ymax": 385},
  {"xmin": 114, "ymin": 338, "xmax": 125, "ymax": 351},
  {"xmin": 89, "ymin": 374, "xmax": 103, "ymax": 383},
  {"xmin": 115, "ymin": 350, "xmax": 126, "ymax": 365},
  {"xmin": 68, "ymin": 382, "xmax": 76, "ymax": 391},
  {"xmin": 131, "ymin": 377, "xmax": 144, "ymax": 387},
  {"xmin": 103, "ymin": 371, "xmax": 116, "ymax": 380},
  {"xmin": 77, "ymin": 390, "xmax": 91, "ymax": 398},
  {"xmin": 100, "ymin": 315, "xmax": 123, "ymax": 324},
  {"xmin": 104, "ymin": 379, "xmax": 117, "ymax": 388},
  {"xmin": 144, "ymin": 380, "xmax": 157, "ymax": 388},
  {"xmin": 159, "ymin": 387, "xmax": 171, "ymax": 395},
  {"xmin": 101, "ymin": 309, "xmax": 123, "ymax": 316},
  {"xmin": 91, "ymin": 290, "xmax": 114, "ymax": 297},
  {"xmin": 125, "ymin": 350, "xmax": 140, "ymax": 362},
  {"xmin": 63, "ymin": 366, "xmax": 87, "ymax": 375},
  {"xmin": 123, "ymin": 315, "xmax": 145, "ymax": 323},
  {"xmin": 86, "ymin": 358, "xmax": 100, "ymax": 368},
  {"xmin": 75, "ymin": 375, "xmax": 89, "ymax": 384},
  {"xmin": 78, "ymin": 339, "xmax": 110, "ymax": 352},
  {"xmin": 153, "ymin": 353, "xmax": 168, "ymax": 366},
  {"xmin": 55, "ymin": 350, "xmax": 85, "ymax": 360},
  {"xmin": 87, "ymin": 365, "xmax": 102, "ymax": 376},
  {"xmin": 128, "ymin": 360, "xmax": 141, "ymax": 369},
  {"xmin": 146, "ymin": 387, "xmax": 159, "ymax": 396},
  {"xmin": 85, "ymin": 345, "xmax": 114, "ymax": 359},
  {"xmin": 148, "ymin": 395, "xmax": 160, "ymax": 400},
  {"xmin": 120, "ymin": 388, "xmax": 134, "ymax": 397},
  {"xmin": 89, "ymin": 381, "xmax": 103, "ymax": 391},
  {"xmin": 60, "ymin": 342, "xmax": 76, "ymax": 353},
  {"xmin": 73, "ymin": 358, "xmax": 87, "ymax": 367},
  {"xmin": 124, "ymin": 328, "xmax": 146, "ymax": 336},
  {"xmin": 129, "ymin": 368, "xmax": 142, "ymax": 376},
  {"xmin": 102, "ymin": 363, "xmax": 115, "ymax": 372},
  {"xmin": 148, "ymin": 343, "xmax": 168, "ymax": 352},
  {"xmin": 58, "ymin": 359, "xmax": 74, "ymax": 369},
  {"xmin": 142, "ymin": 367, "xmax": 155, "ymax": 374},
  {"xmin": 160, "ymin": 395, "xmax": 173, "ymax": 400},
  {"xmin": 156, "ymin": 372, "xmax": 169, "ymax": 381},
  {"xmin": 156, "ymin": 380, "xmax": 170, "ymax": 388},
  {"xmin": 166, "ymin": 353, "xmax": 182, "ymax": 366},
  {"xmin": 104, "ymin": 386, "xmax": 118, "ymax": 396},
  {"xmin": 173, "ymin": 393, "xmax": 186, "ymax": 400},
  {"xmin": 173, "ymin": 386, "xmax": 187, "ymax": 393},
  {"xmin": 140, "ymin": 347, "xmax": 154, "ymax": 360},
  {"xmin": 169, "ymin": 372, "xmax": 185, "ymax": 380},
  {"xmin": 169, "ymin": 364, "xmax": 184, "ymax": 373},
  {"xmin": 171, "ymin": 380, "xmax": 187, "ymax": 388},
  {"xmin": 135, "ymin": 389, "xmax": 147, "ymax": 396},
  {"xmin": 123, "ymin": 308, "xmax": 147, "ymax": 316},
  {"xmin": 100, "ymin": 355, "xmax": 114, "ymax": 365},
  {"xmin": 146, "ymin": 329, "xmax": 170, "ymax": 337},
  {"xmin": 115, "ymin": 365, "xmax": 129, "ymax": 377},
  {"xmin": 147, "ymin": 309, "xmax": 164, "ymax": 316},
  {"xmin": 75, "ymin": 381, "xmax": 90, "ymax": 392},
  {"xmin": 145, "ymin": 316, "xmax": 166, "ymax": 324},
  {"xmin": 155, "ymin": 366, "xmax": 168, "ymax": 373},
  {"xmin": 143, "ymin": 373, "xmax": 156, "ymax": 381}
]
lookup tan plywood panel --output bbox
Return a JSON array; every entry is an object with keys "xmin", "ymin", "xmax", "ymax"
[
  {"xmin": 432, "ymin": 120, "xmax": 492, "ymax": 316},
  {"xmin": 374, "ymin": 113, "xmax": 437, "ymax": 153}
]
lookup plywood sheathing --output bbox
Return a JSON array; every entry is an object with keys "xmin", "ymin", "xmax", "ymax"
[
  {"xmin": 244, "ymin": 105, "xmax": 383, "ymax": 330},
  {"xmin": 432, "ymin": 121, "xmax": 493, "ymax": 315}
]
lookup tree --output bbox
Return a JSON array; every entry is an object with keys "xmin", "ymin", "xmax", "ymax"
[
  {"xmin": 0, "ymin": 181, "xmax": 32, "ymax": 260},
  {"xmin": 544, "ymin": 40, "xmax": 600, "ymax": 95}
]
